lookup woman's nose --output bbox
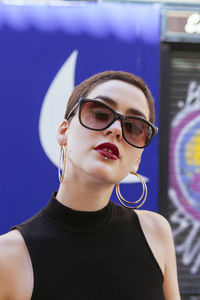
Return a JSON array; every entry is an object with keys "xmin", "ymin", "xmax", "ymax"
[{"xmin": 104, "ymin": 120, "xmax": 123, "ymax": 141}]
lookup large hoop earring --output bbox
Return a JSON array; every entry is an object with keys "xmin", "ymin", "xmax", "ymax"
[
  {"xmin": 115, "ymin": 172, "xmax": 147, "ymax": 209},
  {"xmin": 58, "ymin": 146, "xmax": 66, "ymax": 183}
]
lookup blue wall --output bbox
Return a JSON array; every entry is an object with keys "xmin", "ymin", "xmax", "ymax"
[{"xmin": 0, "ymin": 3, "xmax": 160, "ymax": 234}]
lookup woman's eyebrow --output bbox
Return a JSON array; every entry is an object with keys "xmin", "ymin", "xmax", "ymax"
[
  {"xmin": 126, "ymin": 108, "xmax": 147, "ymax": 119},
  {"xmin": 94, "ymin": 95, "xmax": 117, "ymax": 107},
  {"xmin": 94, "ymin": 95, "xmax": 147, "ymax": 119}
]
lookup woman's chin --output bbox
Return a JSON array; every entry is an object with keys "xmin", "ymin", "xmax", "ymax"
[{"xmin": 85, "ymin": 163, "xmax": 121, "ymax": 185}]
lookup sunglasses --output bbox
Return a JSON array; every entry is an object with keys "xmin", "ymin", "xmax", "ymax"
[{"xmin": 67, "ymin": 98, "xmax": 158, "ymax": 149}]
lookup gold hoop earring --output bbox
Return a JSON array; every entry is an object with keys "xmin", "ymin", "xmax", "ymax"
[
  {"xmin": 58, "ymin": 146, "xmax": 66, "ymax": 183},
  {"xmin": 115, "ymin": 172, "xmax": 147, "ymax": 209}
]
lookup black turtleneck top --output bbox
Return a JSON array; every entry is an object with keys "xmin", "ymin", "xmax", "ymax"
[{"xmin": 11, "ymin": 192, "xmax": 165, "ymax": 300}]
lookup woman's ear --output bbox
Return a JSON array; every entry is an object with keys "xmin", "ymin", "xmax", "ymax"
[
  {"xmin": 131, "ymin": 156, "xmax": 141, "ymax": 174},
  {"xmin": 57, "ymin": 120, "xmax": 68, "ymax": 146}
]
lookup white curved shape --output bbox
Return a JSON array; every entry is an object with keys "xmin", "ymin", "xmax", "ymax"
[
  {"xmin": 122, "ymin": 173, "xmax": 149, "ymax": 183},
  {"xmin": 39, "ymin": 50, "xmax": 78, "ymax": 167}
]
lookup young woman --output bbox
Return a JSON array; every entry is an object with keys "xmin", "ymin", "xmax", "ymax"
[{"xmin": 0, "ymin": 71, "xmax": 180, "ymax": 300}]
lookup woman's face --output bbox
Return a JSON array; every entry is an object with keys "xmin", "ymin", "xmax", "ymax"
[{"xmin": 60, "ymin": 80, "xmax": 150, "ymax": 185}]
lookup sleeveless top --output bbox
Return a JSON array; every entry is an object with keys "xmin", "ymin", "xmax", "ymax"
[{"xmin": 11, "ymin": 192, "xmax": 165, "ymax": 300}]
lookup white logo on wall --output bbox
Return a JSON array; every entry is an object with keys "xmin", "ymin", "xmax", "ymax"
[
  {"xmin": 185, "ymin": 13, "xmax": 200, "ymax": 34},
  {"xmin": 169, "ymin": 81, "xmax": 200, "ymax": 274},
  {"xmin": 39, "ymin": 50, "xmax": 148, "ymax": 184}
]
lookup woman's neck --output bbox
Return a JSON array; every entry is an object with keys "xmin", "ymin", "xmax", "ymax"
[{"xmin": 56, "ymin": 176, "xmax": 114, "ymax": 212}]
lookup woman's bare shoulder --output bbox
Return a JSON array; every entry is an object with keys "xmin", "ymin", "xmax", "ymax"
[
  {"xmin": 0, "ymin": 229, "xmax": 25, "ymax": 245},
  {"xmin": 135, "ymin": 209, "xmax": 172, "ymax": 238},
  {"xmin": 0, "ymin": 229, "xmax": 26, "ymax": 266},
  {"xmin": 0, "ymin": 230, "xmax": 27, "ymax": 262},
  {"xmin": 0, "ymin": 230, "xmax": 33, "ymax": 300}
]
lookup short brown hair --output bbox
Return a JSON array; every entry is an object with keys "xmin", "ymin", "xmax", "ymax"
[{"xmin": 64, "ymin": 70, "xmax": 155, "ymax": 123}]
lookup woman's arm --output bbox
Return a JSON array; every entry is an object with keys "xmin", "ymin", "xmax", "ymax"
[
  {"xmin": 162, "ymin": 219, "xmax": 181, "ymax": 300},
  {"xmin": 0, "ymin": 230, "xmax": 33, "ymax": 300},
  {"xmin": 136, "ymin": 210, "xmax": 181, "ymax": 300}
]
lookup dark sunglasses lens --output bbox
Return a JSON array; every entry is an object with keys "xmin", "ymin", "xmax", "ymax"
[
  {"xmin": 123, "ymin": 118, "xmax": 153, "ymax": 147},
  {"xmin": 80, "ymin": 101, "xmax": 114, "ymax": 129}
]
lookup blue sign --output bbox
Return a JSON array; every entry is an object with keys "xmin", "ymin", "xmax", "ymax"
[{"xmin": 0, "ymin": 3, "xmax": 160, "ymax": 234}]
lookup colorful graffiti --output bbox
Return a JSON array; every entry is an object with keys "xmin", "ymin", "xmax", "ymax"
[{"xmin": 169, "ymin": 81, "xmax": 200, "ymax": 274}]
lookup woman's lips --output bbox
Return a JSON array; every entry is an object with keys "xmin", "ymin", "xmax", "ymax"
[{"xmin": 94, "ymin": 142, "xmax": 120, "ymax": 160}]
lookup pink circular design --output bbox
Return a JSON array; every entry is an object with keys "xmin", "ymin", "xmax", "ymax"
[{"xmin": 169, "ymin": 110, "xmax": 200, "ymax": 220}]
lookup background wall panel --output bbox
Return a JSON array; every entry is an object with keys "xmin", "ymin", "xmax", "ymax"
[{"xmin": 0, "ymin": 3, "xmax": 161, "ymax": 234}]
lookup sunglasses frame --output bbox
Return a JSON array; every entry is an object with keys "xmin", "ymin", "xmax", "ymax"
[{"xmin": 67, "ymin": 97, "xmax": 158, "ymax": 149}]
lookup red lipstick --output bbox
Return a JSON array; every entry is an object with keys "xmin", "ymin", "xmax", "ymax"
[{"xmin": 94, "ymin": 142, "xmax": 120, "ymax": 160}]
